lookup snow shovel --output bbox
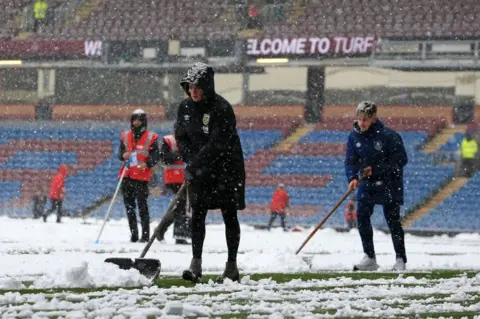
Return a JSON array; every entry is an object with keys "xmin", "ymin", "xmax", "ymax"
[{"xmin": 104, "ymin": 183, "xmax": 187, "ymax": 281}]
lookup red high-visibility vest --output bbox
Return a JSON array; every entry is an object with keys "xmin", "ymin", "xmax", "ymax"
[
  {"xmin": 345, "ymin": 210, "xmax": 357, "ymax": 222},
  {"xmin": 119, "ymin": 130, "xmax": 158, "ymax": 182},
  {"xmin": 163, "ymin": 135, "xmax": 185, "ymax": 184}
]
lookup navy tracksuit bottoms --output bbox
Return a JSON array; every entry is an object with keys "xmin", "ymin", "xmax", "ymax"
[{"xmin": 357, "ymin": 201, "xmax": 407, "ymax": 263}]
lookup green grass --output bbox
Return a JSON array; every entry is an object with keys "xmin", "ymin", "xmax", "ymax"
[{"xmin": 154, "ymin": 269, "xmax": 478, "ymax": 289}]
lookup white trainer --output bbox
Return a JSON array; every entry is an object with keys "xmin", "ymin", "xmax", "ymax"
[
  {"xmin": 392, "ymin": 258, "xmax": 406, "ymax": 271},
  {"xmin": 353, "ymin": 254, "xmax": 380, "ymax": 271}
]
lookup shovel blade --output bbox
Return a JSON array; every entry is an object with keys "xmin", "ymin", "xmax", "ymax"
[
  {"xmin": 133, "ymin": 258, "xmax": 161, "ymax": 281},
  {"xmin": 105, "ymin": 257, "xmax": 134, "ymax": 270},
  {"xmin": 105, "ymin": 257, "xmax": 161, "ymax": 282}
]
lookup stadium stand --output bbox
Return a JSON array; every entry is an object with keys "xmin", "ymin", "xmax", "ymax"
[
  {"xmin": 253, "ymin": 117, "xmax": 455, "ymax": 228},
  {"xmin": 0, "ymin": 111, "xmax": 474, "ymax": 233},
  {"xmin": 412, "ymin": 172, "xmax": 480, "ymax": 231},
  {"xmin": 0, "ymin": 120, "xmax": 290, "ymax": 217},
  {"xmin": 0, "ymin": 0, "xmax": 471, "ymax": 40},
  {"xmin": 0, "ymin": 125, "xmax": 125, "ymax": 216}
]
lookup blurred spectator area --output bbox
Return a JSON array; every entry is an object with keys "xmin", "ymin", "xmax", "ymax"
[
  {"xmin": 0, "ymin": 0, "xmax": 81, "ymax": 38},
  {"xmin": 1, "ymin": 0, "xmax": 479, "ymax": 41}
]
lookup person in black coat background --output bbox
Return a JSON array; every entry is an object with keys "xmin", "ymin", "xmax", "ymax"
[
  {"xmin": 32, "ymin": 189, "xmax": 47, "ymax": 219},
  {"xmin": 175, "ymin": 62, "xmax": 246, "ymax": 283}
]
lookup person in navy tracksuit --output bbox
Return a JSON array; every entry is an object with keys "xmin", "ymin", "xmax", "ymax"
[{"xmin": 344, "ymin": 101, "xmax": 408, "ymax": 271}]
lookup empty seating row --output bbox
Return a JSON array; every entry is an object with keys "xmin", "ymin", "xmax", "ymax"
[{"xmin": 27, "ymin": 0, "xmax": 480, "ymax": 41}]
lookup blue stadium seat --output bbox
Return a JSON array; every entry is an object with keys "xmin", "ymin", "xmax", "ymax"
[{"xmin": 411, "ymin": 172, "xmax": 480, "ymax": 231}]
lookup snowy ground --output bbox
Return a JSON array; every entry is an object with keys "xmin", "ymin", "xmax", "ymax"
[{"xmin": 1, "ymin": 216, "xmax": 480, "ymax": 318}]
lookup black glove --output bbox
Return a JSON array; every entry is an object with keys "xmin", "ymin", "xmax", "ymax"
[
  {"xmin": 184, "ymin": 167, "xmax": 194, "ymax": 182},
  {"xmin": 185, "ymin": 164, "xmax": 209, "ymax": 183}
]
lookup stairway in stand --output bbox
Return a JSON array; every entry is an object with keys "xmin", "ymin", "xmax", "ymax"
[
  {"xmin": 402, "ymin": 177, "xmax": 469, "ymax": 227},
  {"xmin": 273, "ymin": 123, "xmax": 316, "ymax": 152},
  {"xmin": 423, "ymin": 125, "xmax": 467, "ymax": 153}
]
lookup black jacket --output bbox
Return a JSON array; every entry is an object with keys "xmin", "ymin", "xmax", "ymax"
[{"xmin": 175, "ymin": 63, "xmax": 246, "ymax": 210}]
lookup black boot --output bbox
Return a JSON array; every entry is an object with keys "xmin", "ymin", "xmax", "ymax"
[
  {"xmin": 182, "ymin": 258, "xmax": 202, "ymax": 283},
  {"xmin": 216, "ymin": 261, "xmax": 240, "ymax": 283},
  {"xmin": 175, "ymin": 238, "xmax": 189, "ymax": 245},
  {"xmin": 130, "ymin": 231, "xmax": 139, "ymax": 243}
]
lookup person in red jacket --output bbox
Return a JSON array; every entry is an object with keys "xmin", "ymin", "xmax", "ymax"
[
  {"xmin": 345, "ymin": 199, "xmax": 357, "ymax": 229},
  {"xmin": 43, "ymin": 164, "xmax": 68, "ymax": 223},
  {"xmin": 268, "ymin": 183, "xmax": 290, "ymax": 231}
]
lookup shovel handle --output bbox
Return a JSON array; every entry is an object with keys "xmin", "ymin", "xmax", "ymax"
[
  {"xmin": 139, "ymin": 183, "xmax": 187, "ymax": 258},
  {"xmin": 295, "ymin": 175, "xmax": 365, "ymax": 255}
]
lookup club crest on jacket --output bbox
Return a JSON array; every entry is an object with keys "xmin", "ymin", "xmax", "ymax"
[
  {"xmin": 202, "ymin": 114, "xmax": 210, "ymax": 125},
  {"xmin": 374, "ymin": 140, "xmax": 383, "ymax": 151},
  {"xmin": 202, "ymin": 114, "xmax": 210, "ymax": 134}
]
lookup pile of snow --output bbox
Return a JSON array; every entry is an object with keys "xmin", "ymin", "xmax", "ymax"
[
  {"xmin": 31, "ymin": 261, "xmax": 151, "ymax": 289},
  {"xmin": 0, "ymin": 277, "xmax": 25, "ymax": 290}
]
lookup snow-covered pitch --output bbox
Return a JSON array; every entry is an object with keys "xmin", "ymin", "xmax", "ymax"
[{"xmin": 1, "ymin": 216, "xmax": 480, "ymax": 317}]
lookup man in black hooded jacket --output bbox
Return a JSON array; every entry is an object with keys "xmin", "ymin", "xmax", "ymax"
[
  {"xmin": 175, "ymin": 62, "xmax": 246, "ymax": 283},
  {"xmin": 118, "ymin": 109, "xmax": 160, "ymax": 242}
]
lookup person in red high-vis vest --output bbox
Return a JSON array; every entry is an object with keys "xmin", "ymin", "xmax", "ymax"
[
  {"xmin": 118, "ymin": 109, "xmax": 160, "ymax": 243},
  {"xmin": 345, "ymin": 199, "xmax": 357, "ymax": 230},
  {"xmin": 43, "ymin": 164, "xmax": 68, "ymax": 223},
  {"xmin": 268, "ymin": 183, "xmax": 290, "ymax": 231},
  {"xmin": 155, "ymin": 134, "xmax": 192, "ymax": 245}
]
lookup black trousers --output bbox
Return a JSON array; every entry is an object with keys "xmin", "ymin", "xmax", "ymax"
[
  {"xmin": 156, "ymin": 183, "xmax": 191, "ymax": 240},
  {"xmin": 357, "ymin": 201, "xmax": 407, "ymax": 263},
  {"xmin": 189, "ymin": 184, "xmax": 240, "ymax": 262},
  {"xmin": 43, "ymin": 199, "xmax": 63, "ymax": 222},
  {"xmin": 268, "ymin": 212, "xmax": 286, "ymax": 230},
  {"xmin": 122, "ymin": 178, "xmax": 150, "ymax": 240},
  {"xmin": 462, "ymin": 158, "xmax": 476, "ymax": 177}
]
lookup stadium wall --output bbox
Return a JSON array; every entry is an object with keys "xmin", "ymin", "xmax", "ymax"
[
  {"xmin": 0, "ymin": 104, "xmax": 465, "ymax": 123},
  {"xmin": 215, "ymin": 67, "xmax": 480, "ymax": 105}
]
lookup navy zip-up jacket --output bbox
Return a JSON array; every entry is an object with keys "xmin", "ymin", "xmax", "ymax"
[{"xmin": 344, "ymin": 120, "xmax": 408, "ymax": 205}]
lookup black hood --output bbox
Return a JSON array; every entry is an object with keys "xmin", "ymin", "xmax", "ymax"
[
  {"xmin": 180, "ymin": 62, "xmax": 215, "ymax": 101},
  {"xmin": 131, "ymin": 109, "xmax": 147, "ymax": 139}
]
